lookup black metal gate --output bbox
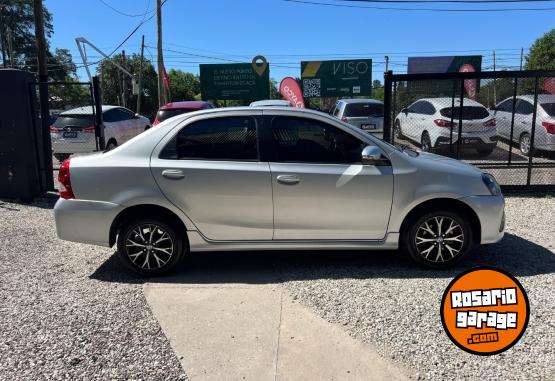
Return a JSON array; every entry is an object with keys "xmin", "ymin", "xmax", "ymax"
[{"xmin": 383, "ymin": 70, "xmax": 555, "ymax": 190}]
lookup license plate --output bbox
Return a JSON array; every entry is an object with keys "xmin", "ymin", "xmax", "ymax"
[
  {"xmin": 63, "ymin": 131, "xmax": 78, "ymax": 138},
  {"xmin": 361, "ymin": 124, "xmax": 376, "ymax": 130}
]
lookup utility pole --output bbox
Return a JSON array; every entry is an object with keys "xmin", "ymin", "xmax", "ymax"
[
  {"xmin": 519, "ymin": 48, "xmax": 524, "ymax": 70},
  {"xmin": 492, "ymin": 50, "xmax": 497, "ymax": 106},
  {"xmin": 6, "ymin": 26, "xmax": 13, "ymax": 67},
  {"xmin": 137, "ymin": 34, "xmax": 145, "ymax": 114},
  {"xmin": 156, "ymin": 0, "xmax": 166, "ymax": 106},
  {"xmin": 0, "ymin": 7, "xmax": 7, "ymax": 68},
  {"xmin": 33, "ymin": 0, "xmax": 54, "ymax": 190},
  {"xmin": 122, "ymin": 49, "xmax": 127, "ymax": 108},
  {"xmin": 384, "ymin": 55, "xmax": 389, "ymax": 73}
]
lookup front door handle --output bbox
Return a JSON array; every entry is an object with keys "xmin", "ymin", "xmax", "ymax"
[
  {"xmin": 276, "ymin": 174, "xmax": 300, "ymax": 185},
  {"xmin": 162, "ymin": 169, "xmax": 185, "ymax": 180}
]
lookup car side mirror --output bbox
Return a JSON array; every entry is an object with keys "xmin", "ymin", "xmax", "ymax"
[
  {"xmin": 361, "ymin": 145, "xmax": 384, "ymax": 165},
  {"xmin": 401, "ymin": 108, "xmax": 409, "ymax": 115},
  {"xmin": 134, "ymin": 113, "xmax": 140, "ymax": 118}
]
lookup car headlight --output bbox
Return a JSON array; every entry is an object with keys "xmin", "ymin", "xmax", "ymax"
[{"xmin": 482, "ymin": 173, "xmax": 501, "ymax": 196}]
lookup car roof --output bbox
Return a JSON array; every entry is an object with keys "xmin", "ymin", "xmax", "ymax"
[
  {"xmin": 416, "ymin": 97, "xmax": 485, "ymax": 108},
  {"xmin": 516, "ymin": 94, "xmax": 555, "ymax": 104},
  {"xmin": 59, "ymin": 105, "xmax": 121, "ymax": 115},
  {"xmin": 160, "ymin": 101, "xmax": 210, "ymax": 110},
  {"xmin": 250, "ymin": 100, "xmax": 291, "ymax": 107},
  {"xmin": 339, "ymin": 98, "xmax": 383, "ymax": 104}
]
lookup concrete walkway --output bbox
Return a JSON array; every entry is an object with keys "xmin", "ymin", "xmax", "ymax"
[{"xmin": 144, "ymin": 270, "xmax": 408, "ymax": 381}]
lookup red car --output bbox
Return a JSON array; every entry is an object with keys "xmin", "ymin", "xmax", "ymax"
[{"xmin": 153, "ymin": 101, "xmax": 215, "ymax": 126}]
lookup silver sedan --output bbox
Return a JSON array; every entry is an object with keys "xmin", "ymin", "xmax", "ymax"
[{"xmin": 54, "ymin": 107, "xmax": 505, "ymax": 275}]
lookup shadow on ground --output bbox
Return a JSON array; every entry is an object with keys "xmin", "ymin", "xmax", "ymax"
[{"xmin": 90, "ymin": 233, "xmax": 555, "ymax": 285}]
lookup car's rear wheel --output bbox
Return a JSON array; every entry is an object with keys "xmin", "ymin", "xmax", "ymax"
[
  {"xmin": 117, "ymin": 219, "xmax": 185, "ymax": 276},
  {"xmin": 421, "ymin": 132, "xmax": 434, "ymax": 152},
  {"xmin": 404, "ymin": 210, "xmax": 473, "ymax": 269},
  {"xmin": 519, "ymin": 133, "xmax": 534, "ymax": 156}
]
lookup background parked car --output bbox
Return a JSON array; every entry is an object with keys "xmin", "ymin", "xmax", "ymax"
[
  {"xmin": 249, "ymin": 100, "xmax": 292, "ymax": 107},
  {"xmin": 50, "ymin": 105, "xmax": 150, "ymax": 162},
  {"xmin": 492, "ymin": 94, "xmax": 555, "ymax": 156},
  {"xmin": 330, "ymin": 99, "xmax": 384, "ymax": 136},
  {"xmin": 153, "ymin": 101, "xmax": 214, "ymax": 126},
  {"xmin": 394, "ymin": 98, "xmax": 497, "ymax": 156}
]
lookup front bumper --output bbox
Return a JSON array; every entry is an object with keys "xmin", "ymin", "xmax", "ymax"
[
  {"xmin": 460, "ymin": 194, "xmax": 505, "ymax": 244},
  {"xmin": 54, "ymin": 198, "xmax": 124, "ymax": 247}
]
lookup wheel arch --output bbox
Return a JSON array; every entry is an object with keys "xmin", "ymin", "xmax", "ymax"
[
  {"xmin": 109, "ymin": 204, "xmax": 188, "ymax": 247},
  {"xmin": 399, "ymin": 198, "xmax": 481, "ymax": 246}
]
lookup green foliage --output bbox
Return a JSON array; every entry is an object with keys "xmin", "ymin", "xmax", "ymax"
[
  {"xmin": 525, "ymin": 29, "xmax": 555, "ymax": 70},
  {"xmin": 96, "ymin": 53, "xmax": 159, "ymax": 119},
  {"xmin": 372, "ymin": 79, "xmax": 384, "ymax": 101},
  {"xmin": 167, "ymin": 69, "xmax": 200, "ymax": 101}
]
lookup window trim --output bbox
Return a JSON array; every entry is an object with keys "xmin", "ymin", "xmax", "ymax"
[{"xmin": 158, "ymin": 115, "xmax": 261, "ymax": 162}]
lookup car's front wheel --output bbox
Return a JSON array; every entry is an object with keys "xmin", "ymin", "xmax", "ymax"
[
  {"xmin": 519, "ymin": 133, "xmax": 534, "ymax": 156},
  {"xmin": 404, "ymin": 210, "xmax": 473, "ymax": 269},
  {"xmin": 117, "ymin": 219, "xmax": 185, "ymax": 276}
]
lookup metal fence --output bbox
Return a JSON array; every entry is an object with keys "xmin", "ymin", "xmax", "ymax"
[{"xmin": 383, "ymin": 70, "xmax": 555, "ymax": 190}]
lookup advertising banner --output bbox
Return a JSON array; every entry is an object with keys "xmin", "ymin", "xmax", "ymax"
[
  {"xmin": 300, "ymin": 59, "xmax": 372, "ymax": 98},
  {"xmin": 279, "ymin": 77, "xmax": 305, "ymax": 108}
]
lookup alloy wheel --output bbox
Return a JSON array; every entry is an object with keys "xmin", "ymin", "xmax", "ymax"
[
  {"xmin": 520, "ymin": 134, "xmax": 531, "ymax": 156},
  {"xmin": 125, "ymin": 224, "xmax": 174, "ymax": 270},
  {"xmin": 414, "ymin": 216, "xmax": 464, "ymax": 263}
]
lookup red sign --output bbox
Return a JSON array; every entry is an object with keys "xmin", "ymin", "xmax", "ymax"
[
  {"xmin": 279, "ymin": 77, "xmax": 305, "ymax": 108},
  {"xmin": 544, "ymin": 77, "xmax": 555, "ymax": 95},
  {"xmin": 459, "ymin": 64, "xmax": 477, "ymax": 100}
]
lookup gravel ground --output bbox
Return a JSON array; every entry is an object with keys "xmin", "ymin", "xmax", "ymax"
[
  {"xmin": 0, "ymin": 197, "xmax": 187, "ymax": 380},
  {"xmin": 282, "ymin": 194, "xmax": 555, "ymax": 380}
]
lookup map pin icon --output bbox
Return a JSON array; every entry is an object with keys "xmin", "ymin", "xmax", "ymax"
[{"xmin": 252, "ymin": 55, "xmax": 268, "ymax": 76}]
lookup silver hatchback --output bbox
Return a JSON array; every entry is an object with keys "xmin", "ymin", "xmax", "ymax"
[{"xmin": 54, "ymin": 107, "xmax": 504, "ymax": 275}]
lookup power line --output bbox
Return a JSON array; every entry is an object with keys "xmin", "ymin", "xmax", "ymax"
[
  {"xmin": 284, "ymin": 0, "xmax": 555, "ymax": 11},
  {"xmin": 336, "ymin": 0, "xmax": 555, "ymax": 3},
  {"xmin": 96, "ymin": 0, "xmax": 155, "ymax": 18}
]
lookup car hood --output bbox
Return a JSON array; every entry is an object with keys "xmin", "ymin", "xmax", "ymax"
[{"xmin": 415, "ymin": 151, "xmax": 482, "ymax": 174}]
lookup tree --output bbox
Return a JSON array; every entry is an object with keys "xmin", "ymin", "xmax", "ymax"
[
  {"xmin": 167, "ymin": 69, "xmax": 200, "ymax": 101},
  {"xmin": 372, "ymin": 79, "xmax": 384, "ymax": 101},
  {"xmin": 525, "ymin": 29, "xmax": 555, "ymax": 70},
  {"xmin": 96, "ymin": 53, "xmax": 159, "ymax": 119}
]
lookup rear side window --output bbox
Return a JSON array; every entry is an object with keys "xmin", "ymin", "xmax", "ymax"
[
  {"xmin": 271, "ymin": 116, "xmax": 364, "ymax": 164},
  {"xmin": 53, "ymin": 114, "xmax": 94, "ymax": 127},
  {"xmin": 157, "ymin": 108, "xmax": 196, "ymax": 122},
  {"xmin": 541, "ymin": 102, "xmax": 555, "ymax": 117},
  {"xmin": 160, "ymin": 116, "xmax": 258, "ymax": 161},
  {"xmin": 440, "ymin": 106, "xmax": 489, "ymax": 120},
  {"xmin": 344, "ymin": 103, "xmax": 384, "ymax": 117},
  {"xmin": 516, "ymin": 101, "xmax": 534, "ymax": 115}
]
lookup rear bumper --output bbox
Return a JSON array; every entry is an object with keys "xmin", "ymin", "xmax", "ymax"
[
  {"xmin": 51, "ymin": 136, "xmax": 96, "ymax": 154},
  {"xmin": 460, "ymin": 194, "xmax": 505, "ymax": 244},
  {"xmin": 54, "ymin": 198, "xmax": 123, "ymax": 247},
  {"xmin": 435, "ymin": 132, "xmax": 498, "ymax": 149}
]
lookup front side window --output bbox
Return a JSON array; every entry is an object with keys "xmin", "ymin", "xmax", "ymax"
[
  {"xmin": 160, "ymin": 116, "xmax": 258, "ymax": 160},
  {"xmin": 408, "ymin": 101, "xmax": 423, "ymax": 114},
  {"xmin": 271, "ymin": 116, "xmax": 364, "ymax": 164},
  {"xmin": 496, "ymin": 99, "xmax": 514, "ymax": 112}
]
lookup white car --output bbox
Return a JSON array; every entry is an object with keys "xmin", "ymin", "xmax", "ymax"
[
  {"xmin": 50, "ymin": 105, "xmax": 151, "ymax": 161},
  {"xmin": 394, "ymin": 98, "xmax": 497, "ymax": 156},
  {"xmin": 249, "ymin": 100, "xmax": 292, "ymax": 107},
  {"xmin": 492, "ymin": 94, "xmax": 555, "ymax": 156}
]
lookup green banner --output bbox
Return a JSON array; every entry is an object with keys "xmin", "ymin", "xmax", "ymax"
[
  {"xmin": 200, "ymin": 63, "xmax": 270, "ymax": 101},
  {"xmin": 301, "ymin": 59, "xmax": 373, "ymax": 98}
]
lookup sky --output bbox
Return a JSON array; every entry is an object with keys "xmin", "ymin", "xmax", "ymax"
[{"xmin": 44, "ymin": 0, "xmax": 554, "ymax": 83}]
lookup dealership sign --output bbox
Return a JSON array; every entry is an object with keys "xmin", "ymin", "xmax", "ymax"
[
  {"xmin": 407, "ymin": 55, "xmax": 482, "ymax": 74},
  {"xmin": 279, "ymin": 77, "xmax": 305, "ymax": 108},
  {"xmin": 300, "ymin": 59, "xmax": 372, "ymax": 98},
  {"xmin": 200, "ymin": 56, "xmax": 270, "ymax": 100}
]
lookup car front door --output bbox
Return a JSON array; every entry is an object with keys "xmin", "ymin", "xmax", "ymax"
[
  {"xmin": 150, "ymin": 112, "xmax": 273, "ymax": 241},
  {"xmin": 266, "ymin": 114, "xmax": 393, "ymax": 240},
  {"xmin": 494, "ymin": 99, "xmax": 514, "ymax": 140}
]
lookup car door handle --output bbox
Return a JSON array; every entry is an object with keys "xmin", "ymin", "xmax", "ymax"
[
  {"xmin": 276, "ymin": 174, "xmax": 300, "ymax": 185},
  {"xmin": 162, "ymin": 169, "xmax": 185, "ymax": 180}
]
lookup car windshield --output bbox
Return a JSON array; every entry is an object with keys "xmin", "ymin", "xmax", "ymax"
[
  {"xmin": 156, "ymin": 108, "xmax": 196, "ymax": 122},
  {"xmin": 53, "ymin": 114, "xmax": 94, "ymax": 127},
  {"xmin": 541, "ymin": 102, "xmax": 555, "ymax": 117},
  {"xmin": 439, "ymin": 106, "xmax": 489, "ymax": 120},
  {"xmin": 344, "ymin": 103, "xmax": 384, "ymax": 117}
]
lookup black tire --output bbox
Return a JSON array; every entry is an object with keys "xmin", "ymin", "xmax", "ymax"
[
  {"xmin": 519, "ymin": 133, "xmax": 535, "ymax": 157},
  {"xmin": 54, "ymin": 153, "xmax": 71, "ymax": 162},
  {"xmin": 476, "ymin": 148, "xmax": 494, "ymax": 157},
  {"xmin": 106, "ymin": 139, "xmax": 118, "ymax": 151},
  {"xmin": 403, "ymin": 210, "xmax": 474, "ymax": 269},
  {"xmin": 117, "ymin": 218, "xmax": 186, "ymax": 276},
  {"xmin": 421, "ymin": 132, "xmax": 434, "ymax": 153},
  {"xmin": 394, "ymin": 120, "xmax": 403, "ymax": 139}
]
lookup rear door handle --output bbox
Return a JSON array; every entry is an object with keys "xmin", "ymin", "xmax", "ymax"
[
  {"xmin": 162, "ymin": 169, "xmax": 185, "ymax": 180},
  {"xmin": 276, "ymin": 174, "xmax": 300, "ymax": 185}
]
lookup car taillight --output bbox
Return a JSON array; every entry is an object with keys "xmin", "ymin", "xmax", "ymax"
[
  {"xmin": 82, "ymin": 126, "xmax": 95, "ymax": 133},
  {"xmin": 58, "ymin": 159, "xmax": 75, "ymax": 199},
  {"xmin": 433, "ymin": 119, "xmax": 457, "ymax": 128},
  {"xmin": 542, "ymin": 121, "xmax": 555, "ymax": 134},
  {"xmin": 483, "ymin": 118, "xmax": 496, "ymax": 128},
  {"xmin": 50, "ymin": 125, "xmax": 60, "ymax": 132}
]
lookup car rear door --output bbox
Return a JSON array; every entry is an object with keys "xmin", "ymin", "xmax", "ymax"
[
  {"xmin": 265, "ymin": 113, "xmax": 393, "ymax": 240},
  {"xmin": 150, "ymin": 111, "xmax": 273, "ymax": 241}
]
